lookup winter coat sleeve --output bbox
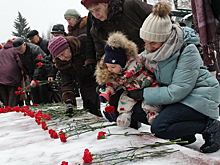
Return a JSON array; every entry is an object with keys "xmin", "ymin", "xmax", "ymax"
[
  {"xmin": 143, "ymin": 44, "xmax": 201, "ymax": 105},
  {"xmin": 14, "ymin": 52, "xmax": 25, "ymax": 71},
  {"xmin": 59, "ymin": 67, "xmax": 74, "ymax": 92},
  {"xmin": 86, "ymin": 12, "xmax": 96, "ymax": 61}
]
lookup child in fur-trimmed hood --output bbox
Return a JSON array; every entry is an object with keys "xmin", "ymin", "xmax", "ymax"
[{"xmin": 95, "ymin": 32, "xmax": 161, "ymax": 127}]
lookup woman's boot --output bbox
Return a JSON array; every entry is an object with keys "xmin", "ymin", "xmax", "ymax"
[{"xmin": 200, "ymin": 119, "xmax": 220, "ymax": 153}]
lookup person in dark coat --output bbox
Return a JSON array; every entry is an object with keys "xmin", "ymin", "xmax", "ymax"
[
  {"xmin": 81, "ymin": 0, "xmax": 152, "ymax": 129},
  {"xmin": 48, "ymin": 35, "xmax": 101, "ymax": 117},
  {"xmin": 27, "ymin": 30, "xmax": 50, "ymax": 55},
  {"xmin": 51, "ymin": 24, "xmax": 68, "ymax": 37},
  {"xmin": 64, "ymin": 9, "xmax": 87, "ymax": 98},
  {"xmin": 0, "ymin": 39, "xmax": 25, "ymax": 107},
  {"xmin": 27, "ymin": 30, "xmax": 62, "ymax": 103},
  {"xmin": 64, "ymin": 9, "xmax": 87, "ymax": 37},
  {"xmin": 81, "ymin": 0, "xmax": 152, "ymax": 66},
  {"xmin": 12, "ymin": 37, "xmax": 52, "ymax": 104}
]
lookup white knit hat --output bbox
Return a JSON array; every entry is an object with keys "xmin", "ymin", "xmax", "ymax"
[{"xmin": 140, "ymin": 0, "xmax": 172, "ymax": 42}]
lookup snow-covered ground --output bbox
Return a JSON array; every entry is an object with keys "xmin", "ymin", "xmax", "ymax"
[{"xmin": 0, "ymin": 98, "xmax": 220, "ymax": 165}]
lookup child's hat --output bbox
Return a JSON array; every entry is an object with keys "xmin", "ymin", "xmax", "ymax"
[{"xmin": 104, "ymin": 45, "xmax": 126, "ymax": 68}]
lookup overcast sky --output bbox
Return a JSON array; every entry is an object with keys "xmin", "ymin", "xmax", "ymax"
[{"xmin": 0, "ymin": 0, "xmax": 88, "ymax": 43}]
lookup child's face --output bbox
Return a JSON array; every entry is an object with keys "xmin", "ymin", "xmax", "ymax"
[{"xmin": 106, "ymin": 63, "xmax": 122, "ymax": 74}]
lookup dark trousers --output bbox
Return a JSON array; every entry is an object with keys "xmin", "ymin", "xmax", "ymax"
[
  {"xmin": 0, "ymin": 84, "xmax": 20, "ymax": 107},
  {"xmin": 132, "ymin": 102, "xmax": 209, "ymax": 139},
  {"xmin": 31, "ymin": 84, "xmax": 52, "ymax": 104},
  {"xmin": 80, "ymin": 82, "xmax": 101, "ymax": 116}
]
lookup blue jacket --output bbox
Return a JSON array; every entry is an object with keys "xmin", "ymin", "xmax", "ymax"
[{"xmin": 143, "ymin": 27, "xmax": 220, "ymax": 119}]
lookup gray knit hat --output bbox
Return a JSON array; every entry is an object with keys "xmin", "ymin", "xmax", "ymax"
[
  {"xmin": 140, "ymin": 0, "xmax": 172, "ymax": 42},
  {"xmin": 64, "ymin": 9, "xmax": 81, "ymax": 19}
]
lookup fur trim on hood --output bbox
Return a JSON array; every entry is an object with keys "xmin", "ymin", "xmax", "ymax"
[
  {"xmin": 68, "ymin": 16, "xmax": 87, "ymax": 33},
  {"xmin": 95, "ymin": 31, "xmax": 138, "ymax": 85},
  {"xmin": 106, "ymin": 31, "xmax": 138, "ymax": 58}
]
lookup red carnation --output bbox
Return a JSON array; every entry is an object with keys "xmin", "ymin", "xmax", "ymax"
[
  {"xmin": 41, "ymin": 121, "xmax": 48, "ymax": 130},
  {"xmin": 82, "ymin": 148, "xmax": 93, "ymax": 164},
  {"xmin": 14, "ymin": 91, "xmax": 21, "ymax": 95},
  {"xmin": 42, "ymin": 114, "xmax": 52, "ymax": 120},
  {"xmin": 104, "ymin": 106, "xmax": 115, "ymax": 113},
  {"xmin": 61, "ymin": 161, "xmax": 68, "ymax": 165},
  {"xmin": 35, "ymin": 117, "xmax": 41, "ymax": 125},
  {"xmin": 35, "ymin": 80, "xmax": 39, "ymax": 85},
  {"xmin": 17, "ymin": 87, "xmax": 22, "ymax": 91},
  {"xmin": 37, "ymin": 62, "xmax": 42, "ymax": 67},
  {"xmin": 52, "ymin": 131, "xmax": 59, "ymax": 139},
  {"xmin": 59, "ymin": 131, "xmax": 67, "ymax": 142},
  {"xmin": 49, "ymin": 129, "xmax": 54, "ymax": 137},
  {"xmin": 38, "ymin": 55, "xmax": 43, "ymax": 60},
  {"xmin": 97, "ymin": 131, "xmax": 106, "ymax": 140}
]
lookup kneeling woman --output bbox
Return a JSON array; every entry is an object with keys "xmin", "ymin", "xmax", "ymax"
[
  {"xmin": 128, "ymin": 1, "xmax": 220, "ymax": 153},
  {"xmin": 48, "ymin": 35, "xmax": 101, "ymax": 116}
]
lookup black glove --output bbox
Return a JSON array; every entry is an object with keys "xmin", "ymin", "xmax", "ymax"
[{"xmin": 127, "ymin": 89, "xmax": 144, "ymax": 100}]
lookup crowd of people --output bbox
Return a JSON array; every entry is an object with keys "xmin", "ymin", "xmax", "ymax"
[{"xmin": 0, "ymin": 0, "xmax": 220, "ymax": 154}]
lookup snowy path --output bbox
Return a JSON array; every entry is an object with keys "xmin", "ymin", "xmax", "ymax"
[{"xmin": 0, "ymin": 100, "xmax": 220, "ymax": 165}]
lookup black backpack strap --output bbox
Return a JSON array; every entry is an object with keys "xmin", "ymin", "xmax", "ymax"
[{"xmin": 177, "ymin": 43, "xmax": 189, "ymax": 63}]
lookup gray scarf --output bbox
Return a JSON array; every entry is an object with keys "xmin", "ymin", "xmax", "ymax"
[{"xmin": 144, "ymin": 24, "xmax": 184, "ymax": 69}]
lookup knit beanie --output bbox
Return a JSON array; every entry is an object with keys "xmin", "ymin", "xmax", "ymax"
[
  {"xmin": 64, "ymin": 9, "xmax": 81, "ymax": 19},
  {"xmin": 48, "ymin": 37, "xmax": 69, "ymax": 57},
  {"xmin": 81, "ymin": 0, "xmax": 109, "ymax": 8},
  {"xmin": 104, "ymin": 45, "xmax": 126, "ymax": 68},
  {"xmin": 140, "ymin": 0, "xmax": 172, "ymax": 42}
]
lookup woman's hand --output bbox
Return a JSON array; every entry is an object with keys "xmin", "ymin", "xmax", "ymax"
[
  {"xmin": 48, "ymin": 77, "xmax": 54, "ymax": 82},
  {"xmin": 30, "ymin": 80, "xmax": 37, "ymax": 88}
]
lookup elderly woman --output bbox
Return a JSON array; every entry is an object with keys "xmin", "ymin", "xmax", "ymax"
[
  {"xmin": 128, "ymin": 1, "xmax": 220, "ymax": 153},
  {"xmin": 47, "ymin": 35, "xmax": 101, "ymax": 117}
]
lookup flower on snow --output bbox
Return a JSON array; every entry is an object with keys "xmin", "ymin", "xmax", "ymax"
[
  {"xmin": 49, "ymin": 129, "xmax": 59, "ymax": 139},
  {"xmin": 59, "ymin": 131, "xmax": 67, "ymax": 142},
  {"xmin": 82, "ymin": 148, "xmax": 93, "ymax": 164},
  {"xmin": 97, "ymin": 131, "xmax": 106, "ymax": 140},
  {"xmin": 41, "ymin": 121, "xmax": 48, "ymax": 130},
  {"xmin": 104, "ymin": 106, "xmax": 115, "ymax": 113},
  {"xmin": 61, "ymin": 161, "xmax": 68, "ymax": 165}
]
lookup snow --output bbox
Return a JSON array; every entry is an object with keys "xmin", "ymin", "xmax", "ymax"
[{"xmin": 0, "ymin": 98, "xmax": 220, "ymax": 165}]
